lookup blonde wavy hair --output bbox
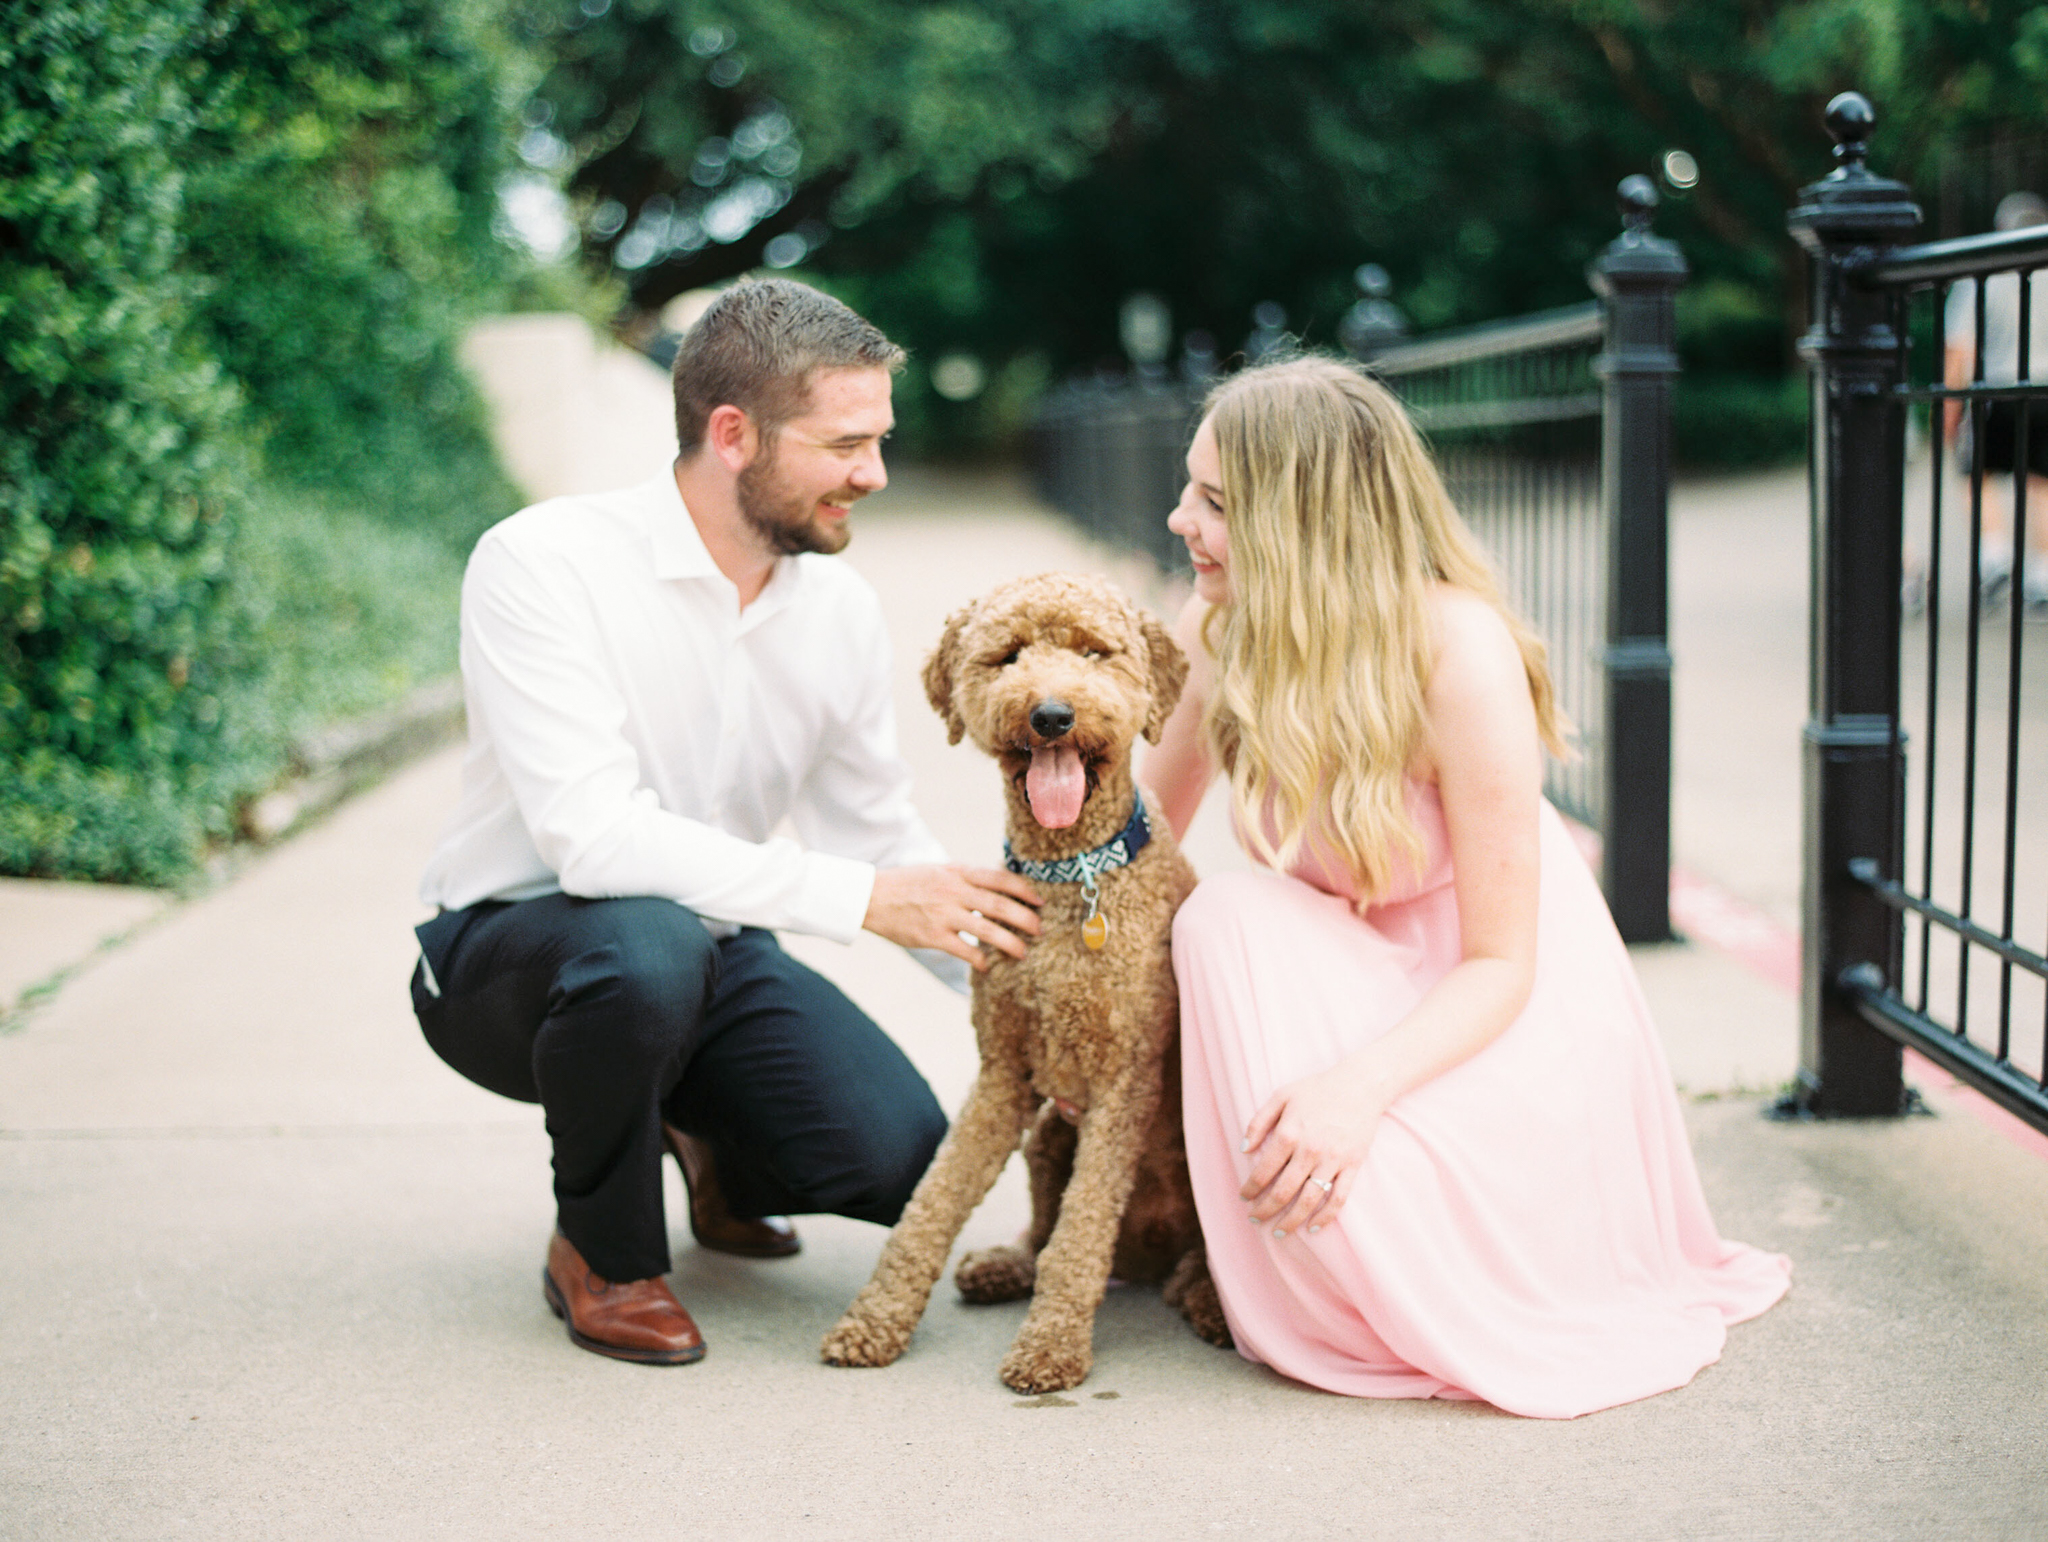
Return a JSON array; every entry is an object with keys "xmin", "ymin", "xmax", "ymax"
[{"xmin": 1201, "ymin": 355, "xmax": 1567, "ymax": 901}]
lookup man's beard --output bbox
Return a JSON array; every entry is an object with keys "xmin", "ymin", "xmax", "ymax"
[{"xmin": 737, "ymin": 447, "xmax": 853, "ymax": 556}]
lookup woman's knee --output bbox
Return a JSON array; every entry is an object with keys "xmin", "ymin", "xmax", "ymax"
[{"xmin": 1173, "ymin": 870, "xmax": 1286, "ymax": 949}]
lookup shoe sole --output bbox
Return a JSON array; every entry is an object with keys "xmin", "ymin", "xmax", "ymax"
[{"xmin": 542, "ymin": 1268, "xmax": 707, "ymax": 1366}]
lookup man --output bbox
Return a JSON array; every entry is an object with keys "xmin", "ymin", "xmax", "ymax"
[
  {"xmin": 410, "ymin": 279, "xmax": 1041, "ymax": 1365},
  {"xmin": 1944, "ymin": 190, "xmax": 2048, "ymax": 612}
]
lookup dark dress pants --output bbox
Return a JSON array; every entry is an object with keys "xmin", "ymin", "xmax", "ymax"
[{"xmin": 409, "ymin": 893, "xmax": 946, "ymax": 1284}]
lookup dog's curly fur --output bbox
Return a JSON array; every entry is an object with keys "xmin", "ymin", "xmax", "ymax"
[{"xmin": 819, "ymin": 573, "xmax": 1231, "ymax": 1393}]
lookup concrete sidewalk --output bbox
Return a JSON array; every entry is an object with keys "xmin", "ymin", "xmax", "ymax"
[{"xmin": 6, "ymin": 344, "xmax": 2048, "ymax": 1539}]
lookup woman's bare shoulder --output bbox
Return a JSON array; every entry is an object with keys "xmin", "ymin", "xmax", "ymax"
[
  {"xmin": 1418, "ymin": 586, "xmax": 1536, "ymax": 781},
  {"xmin": 1425, "ymin": 584, "xmax": 1522, "ymax": 679}
]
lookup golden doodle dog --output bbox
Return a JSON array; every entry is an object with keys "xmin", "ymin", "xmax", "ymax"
[{"xmin": 820, "ymin": 572, "xmax": 1230, "ymax": 1394}]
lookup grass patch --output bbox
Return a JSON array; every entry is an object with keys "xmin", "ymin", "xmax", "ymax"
[
  {"xmin": 233, "ymin": 487, "xmax": 467, "ymax": 752},
  {"xmin": 1, "ymin": 483, "xmax": 469, "ymax": 887}
]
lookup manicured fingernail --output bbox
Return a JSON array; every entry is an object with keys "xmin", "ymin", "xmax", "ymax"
[
  {"xmin": 1272, "ymin": 1228, "xmax": 1286, "ymax": 1239},
  {"xmin": 1308, "ymin": 1225, "xmax": 1322, "ymax": 1234},
  {"xmin": 1239, "ymin": 1140, "xmax": 1250, "ymax": 1153}
]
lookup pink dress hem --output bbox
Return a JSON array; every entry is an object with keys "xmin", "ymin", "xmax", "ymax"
[{"xmin": 1174, "ymin": 787, "xmax": 1790, "ymax": 1420}]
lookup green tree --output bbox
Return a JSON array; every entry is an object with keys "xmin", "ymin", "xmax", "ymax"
[
  {"xmin": 531, "ymin": 0, "xmax": 2048, "ymax": 456},
  {"xmin": 521, "ymin": 0, "xmax": 1127, "ymax": 305}
]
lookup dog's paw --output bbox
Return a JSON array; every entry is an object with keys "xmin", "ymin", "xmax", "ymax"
[
  {"xmin": 819, "ymin": 1310, "xmax": 913, "ymax": 1368},
  {"xmin": 955, "ymin": 1245, "xmax": 1037, "ymax": 1304},
  {"xmin": 1176, "ymin": 1275, "xmax": 1233, "ymax": 1349},
  {"xmin": 999, "ymin": 1329, "xmax": 1092, "ymax": 1393},
  {"xmin": 1163, "ymin": 1248, "xmax": 1234, "ymax": 1349}
]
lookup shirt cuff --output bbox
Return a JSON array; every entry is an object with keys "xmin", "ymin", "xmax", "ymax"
[
  {"xmin": 908, "ymin": 947, "xmax": 973, "ymax": 996},
  {"xmin": 800, "ymin": 851, "xmax": 877, "ymax": 945}
]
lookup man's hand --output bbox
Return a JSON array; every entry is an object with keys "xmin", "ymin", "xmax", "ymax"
[{"xmin": 863, "ymin": 864, "xmax": 1041, "ymax": 970}]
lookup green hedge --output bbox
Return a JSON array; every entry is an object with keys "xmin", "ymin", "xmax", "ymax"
[
  {"xmin": 183, "ymin": 0, "xmax": 523, "ymax": 542},
  {"xmin": 1, "ymin": 0, "xmax": 524, "ymax": 884},
  {"xmin": 1, "ymin": 0, "xmax": 267, "ymax": 882},
  {"xmin": 1673, "ymin": 372, "xmax": 1809, "ymax": 471}
]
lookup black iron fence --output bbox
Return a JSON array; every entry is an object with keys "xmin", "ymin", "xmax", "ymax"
[
  {"xmin": 1029, "ymin": 182, "xmax": 1683, "ymax": 943},
  {"xmin": 1790, "ymin": 93, "xmax": 2048, "ymax": 1134},
  {"xmin": 1029, "ymin": 377, "xmax": 1197, "ymax": 575},
  {"xmin": 1366, "ymin": 303, "xmax": 1604, "ymax": 824}
]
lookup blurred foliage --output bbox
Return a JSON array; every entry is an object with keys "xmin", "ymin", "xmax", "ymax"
[
  {"xmin": 183, "ymin": 0, "xmax": 525, "ymax": 539},
  {"xmin": 10, "ymin": 0, "xmax": 2047, "ymax": 879},
  {"xmin": 1, "ymin": 0, "xmax": 522, "ymax": 882},
  {"xmin": 232, "ymin": 486, "xmax": 467, "ymax": 756},
  {"xmin": 1, "ymin": 0, "xmax": 265, "ymax": 881},
  {"xmin": 1674, "ymin": 373, "xmax": 1811, "ymax": 469},
  {"xmin": 527, "ymin": 0, "xmax": 2048, "ymax": 460}
]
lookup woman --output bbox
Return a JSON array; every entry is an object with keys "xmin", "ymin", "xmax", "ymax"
[{"xmin": 1147, "ymin": 357, "xmax": 1789, "ymax": 1419}]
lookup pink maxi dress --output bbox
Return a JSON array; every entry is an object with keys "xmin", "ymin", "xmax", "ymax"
[{"xmin": 1173, "ymin": 783, "xmax": 1791, "ymax": 1419}]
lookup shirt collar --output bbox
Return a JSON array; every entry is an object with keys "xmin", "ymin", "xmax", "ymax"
[
  {"xmin": 746, "ymin": 553, "xmax": 802, "ymax": 626},
  {"xmin": 644, "ymin": 465, "xmax": 806, "ymax": 624},
  {"xmin": 645, "ymin": 468, "xmax": 721, "ymax": 582}
]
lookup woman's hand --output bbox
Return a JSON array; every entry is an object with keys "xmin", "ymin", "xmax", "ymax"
[{"xmin": 1240, "ymin": 1064, "xmax": 1387, "ymax": 1238}]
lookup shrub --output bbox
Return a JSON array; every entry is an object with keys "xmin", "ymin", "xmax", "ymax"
[
  {"xmin": 1, "ymin": 0, "xmax": 525, "ymax": 883},
  {"xmin": 183, "ymin": 0, "xmax": 524, "ymax": 546},
  {"xmin": 1673, "ymin": 372, "xmax": 1809, "ymax": 471},
  {"xmin": 0, "ymin": 0, "xmax": 270, "ymax": 881}
]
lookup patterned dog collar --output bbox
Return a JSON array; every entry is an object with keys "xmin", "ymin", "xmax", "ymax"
[{"xmin": 1003, "ymin": 798, "xmax": 1152, "ymax": 886}]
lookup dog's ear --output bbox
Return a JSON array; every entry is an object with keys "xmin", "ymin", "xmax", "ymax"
[
  {"xmin": 1139, "ymin": 609, "xmax": 1188, "ymax": 744},
  {"xmin": 923, "ymin": 602, "xmax": 974, "ymax": 745}
]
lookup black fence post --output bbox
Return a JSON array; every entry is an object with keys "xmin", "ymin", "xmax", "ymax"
[
  {"xmin": 1588, "ymin": 177, "xmax": 1685, "ymax": 943},
  {"xmin": 1785, "ymin": 92, "xmax": 1920, "ymax": 1117}
]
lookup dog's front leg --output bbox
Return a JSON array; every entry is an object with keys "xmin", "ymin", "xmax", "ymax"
[
  {"xmin": 954, "ymin": 1102, "xmax": 1076, "ymax": 1304},
  {"xmin": 820, "ymin": 1063, "xmax": 1036, "ymax": 1369},
  {"xmin": 997, "ymin": 1064, "xmax": 1161, "ymax": 1393}
]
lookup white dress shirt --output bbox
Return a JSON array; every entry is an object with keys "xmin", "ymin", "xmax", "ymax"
[{"xmin": 419, "ymin": 470, "xmax": 947, "ymax": 945}]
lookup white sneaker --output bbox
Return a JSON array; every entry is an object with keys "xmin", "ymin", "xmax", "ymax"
[
  {"xmin": 1979, "ymin": 554, "xmax": 2013, "ymax": 608},
  {"xmin": 1901, "ymin": 564, "xmax": 1927, "ymax": 617},
  {"xmin": 1977, "ymin": 535, "xmax": 2014, "ymax": 605}
]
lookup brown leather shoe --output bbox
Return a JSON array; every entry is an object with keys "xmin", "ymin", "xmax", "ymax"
[
  {"xmin": 542, "ymin": 1232, "xmax": 705, "ymax": 1365},
  {"xmin": 661, "ymin": 1123, "xmax": 802, "ymax": 1258}
]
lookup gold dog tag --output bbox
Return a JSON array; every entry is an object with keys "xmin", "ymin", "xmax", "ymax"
[{"xmin": 1083, "ymin": 913, "xmax": 1108, "ymax": 951}]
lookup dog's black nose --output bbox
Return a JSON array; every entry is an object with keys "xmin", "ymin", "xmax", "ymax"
[{"xmin": 1029, "ymin": 700, "xmax": 1075, "ymax": 740}]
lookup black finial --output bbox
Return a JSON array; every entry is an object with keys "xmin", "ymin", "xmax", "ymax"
[
  {"xmin": 1591, "ymin": 175, "xmax": 1685, "ymax": 288},
  {"xmin": 1825, "ymin": 91, "xmax": 1874, "ymax": 169},
  {"xmin": 1787, "ymin": 89, "xmax": 1919, "ymax": 247},
  {"xmin": 1618, "ymin": 175, "xmax": 1659, "ymax": 233}
]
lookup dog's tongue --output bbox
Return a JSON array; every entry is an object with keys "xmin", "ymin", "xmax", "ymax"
[{"xmin": 1026, "ymin": 743, "xmax": 1086, "ymax": 828}]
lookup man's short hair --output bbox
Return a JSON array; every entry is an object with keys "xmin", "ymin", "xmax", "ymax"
[{"xmin": 671, "ymin": 278, "xmax": 906, "ymax": 454}]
